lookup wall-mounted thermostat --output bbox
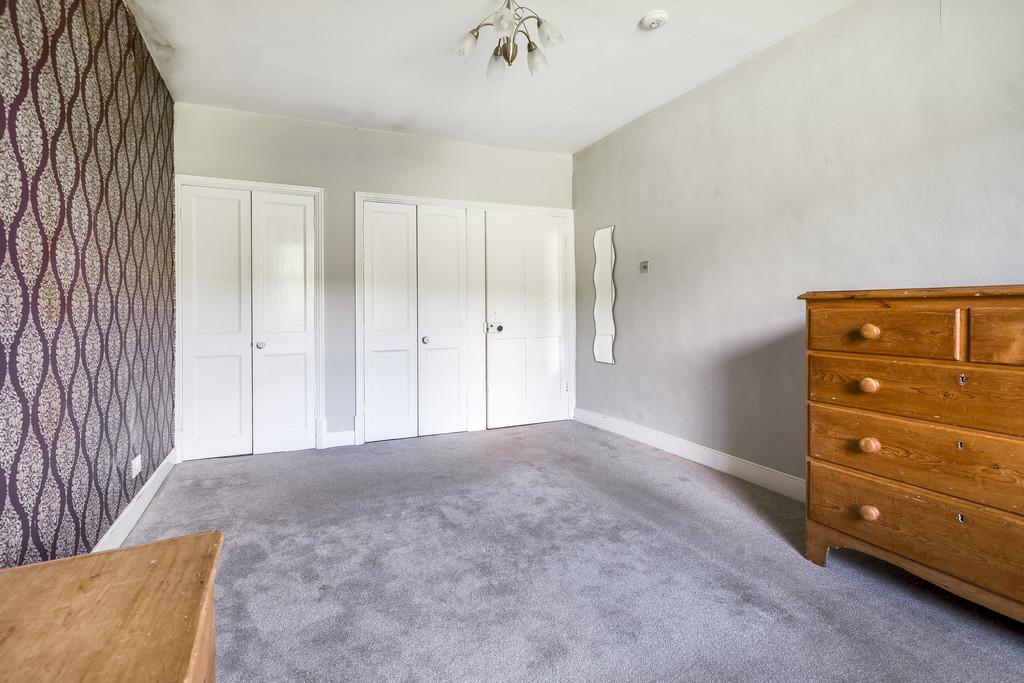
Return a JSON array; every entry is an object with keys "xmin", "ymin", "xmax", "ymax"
[{"xmin": 639, "ymin": 260, "xmax": 650, "ymax": 273}]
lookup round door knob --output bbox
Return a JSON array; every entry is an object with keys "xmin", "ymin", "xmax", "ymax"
[
  {"xmin": 421, "ymin": 336, "xmax": 429, "ymax": 345},
  {"xmin": 858, "ymin": 437, "xmax": 882, "ymax": 454},
  {"xmin": 255, "ymin": 341, "xmax": 266, "ymax": 349},
  {"xmin": 858, "ymin": 505, "xmax": 881, "ymax": 522},
  {"xmin": 859, "ymin": 377, "xmax": 881, "ymax": 394},
  {"xmin": 496, "ymin": 325, "xmax": 504, "ymax": 332},
  {"xmin": 859, "ymin": 323, "xmax": 882, "ymax": 340}
]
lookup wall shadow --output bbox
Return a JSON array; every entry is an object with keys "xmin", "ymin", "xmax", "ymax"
[{"xmin": 717, "ymin": 327, "xmax": 807, "ymax": 552}]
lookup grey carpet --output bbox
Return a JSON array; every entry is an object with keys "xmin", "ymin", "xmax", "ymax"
[{"xmin": 127, "ymin": 422, "xmax": 1024, "ymax": 682}]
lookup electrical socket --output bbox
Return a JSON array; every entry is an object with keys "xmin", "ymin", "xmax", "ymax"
[{"xmin": 131, "ymin": 455, "xmax": 142, "ymax": 479}]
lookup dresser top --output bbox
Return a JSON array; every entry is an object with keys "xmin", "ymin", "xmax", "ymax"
[
  {"xmin": 800, "ymin": 285, "xmax": 1024, "ymax": 301},
  {"xmin": 0, "ymin": 531, "xmax": 223, "ymax": 680}
]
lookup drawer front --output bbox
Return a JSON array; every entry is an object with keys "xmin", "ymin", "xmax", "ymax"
[
  {"xmin": 808, "ymin": 353, "xmax": 1024, "ymax": 437},
  {"xmin": 970, "ymin": 308, "xmax": 1024, "ymax": 366},
  {"xmin": 809, "ymin": 404, "xmax": 1024, "ymax": 514},
  {"xmin": 808, "ymin": 307, "xmax": 961, "ymax": 360},
  {"xmin": 808, "ymin": 461, "xmax": 1024, "ymax": 602}
]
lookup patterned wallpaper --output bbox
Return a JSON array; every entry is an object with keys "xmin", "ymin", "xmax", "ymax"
[{"xmin": 0, "ymin": 0, "xmax": 174, "ymax": 566}]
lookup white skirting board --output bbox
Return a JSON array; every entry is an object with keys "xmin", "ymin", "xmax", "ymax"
[
  {"xmin": 93, "ymin": 449, "xmax": 177, "ymax": 552},
  {"xmin": 319, "ymin": 429, "xmax": 356, "ymax": 449},
  {"xmin": 573, "ymin": 409, "xmax": 806, "ymax": 502}
]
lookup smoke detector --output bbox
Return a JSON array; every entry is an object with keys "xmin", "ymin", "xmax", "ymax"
[{"xmin": 640, "ymin": 10, "xmax": 669, "ymax": 30}]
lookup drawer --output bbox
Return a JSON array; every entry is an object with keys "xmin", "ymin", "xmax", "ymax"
[
  {"xmin": 970, "ymin": 308, "xmax": 1024, "ymax": 366},
  {"xmin": 808, "ymin": 353, "xmax": 1024, "ymax": 437},
  {"xmin": 808, "ymin": 306, "xmax": 961, "ymax": 360},
  {"xmin": 808, "ymin": 460, "xmax": 1024, "ymax": 602},
  {"xmin": 809, "ymin": 404, "xmax": 1024, "ymax": 514}
]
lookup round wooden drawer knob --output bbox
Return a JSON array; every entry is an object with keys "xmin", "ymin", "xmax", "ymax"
[
  {"xmin": 858, "ymin": 437, "xmax": 882, "ymax": 454},
  {"xmin": 859, "ymin": 377, "xmax": 881, "ymax": 394},
  {"xmin": 858, "ymin": 505, "xmax": 881, "ymax": 522},
  {"xmin": 859, "ymin": 323, "xmax": 882, "ymax": 340}
]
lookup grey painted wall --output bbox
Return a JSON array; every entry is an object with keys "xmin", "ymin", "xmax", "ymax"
[
  {"xmin": 175, "ymin": 104, "xmax": 572, "ymax": 432},
  {"xmin": 572, "ymin": 0, "xmax": 1024, "ymax": 478}
]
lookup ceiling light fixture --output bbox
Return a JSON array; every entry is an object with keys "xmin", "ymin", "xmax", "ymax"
[{"xmin": 455, "ymin": 1, "xmax": 564, "ymax": 79}]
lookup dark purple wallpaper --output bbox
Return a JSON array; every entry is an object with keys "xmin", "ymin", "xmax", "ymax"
[{"xmin": 0, "ymin": 0, "xmax": 174, "ymax": 566}]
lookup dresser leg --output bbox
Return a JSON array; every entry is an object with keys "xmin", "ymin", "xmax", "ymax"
[{"xmin": 805, "ymin": 520, "xmax": 830, "ymax": 567}]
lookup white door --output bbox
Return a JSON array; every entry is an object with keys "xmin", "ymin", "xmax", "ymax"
[
  {"xmin": 363, "ymin": 202, "xmax": 419, "ymax": 441},
  {"xmin": 251, "ymin": 191, "xmax": 317, "ymax": 454},
  {"xmin": 179, "ymin": 185, "xmax": 253, "ymax": 459},
  {"xmin": 417, "ymin": 206, "xmax": 469, "ymax": 436},
  {"xmin": 486, "ymin": 211, "xmax": 571, "ymax": 428}
]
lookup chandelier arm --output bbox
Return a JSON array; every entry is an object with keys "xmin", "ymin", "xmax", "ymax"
[
  {"xmin": 513, "ymin": 14, "xmax": 540, "ymax": 41},
  {"xmin": 474, "ymin": 12, "xmax": 498, "ymax": 31}
]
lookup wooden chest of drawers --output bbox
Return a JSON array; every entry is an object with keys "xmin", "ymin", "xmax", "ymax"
[{"xmin": 800, "ymin": 286, "xmax": 1024, "ymax": 622}]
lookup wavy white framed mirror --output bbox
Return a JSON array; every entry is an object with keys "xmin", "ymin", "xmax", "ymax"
[{"xmin": 593, "ymin": 226, "xmax": 616, "ymax": 364}]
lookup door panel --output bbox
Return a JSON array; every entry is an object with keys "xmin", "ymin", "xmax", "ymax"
[
  {"xmin": 488, "ymin": 337, "xmax": 527, "ymax": 403},
  {"xmin": 180, "ymin": 186, "xmax": 253, "ymax": 459},
  {"xmin": 192, "ymin": 356, "xmax": 244, "ymax": 438},
  {"xmin": 528, "ymin": 336, "xmax": 563, "ymax": 399},
  {"xmin": 251, "ymin": 191, "xmax": 317, "ymax": 454},
  {"xmin": 364, "ymin": 202, "xmax": 419, "ymax": 441},
  {"xmin": 417, "ymin": 206, "xmax": 469, "ymax": 436},
  {"xmin": 486, "ymin": 212, "xmax": 570, "ymax": 427},
  {"xmin": 369, "ymin": 349, "xmax": 415, "ymax": 424}
]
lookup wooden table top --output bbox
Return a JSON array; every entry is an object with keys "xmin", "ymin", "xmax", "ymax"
[{"xmin": 0, "ymin": 531, "xmax": 223, "ymax": 682}]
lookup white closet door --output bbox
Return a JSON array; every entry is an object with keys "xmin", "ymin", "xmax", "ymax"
[
  {"xmin": 486, "ymin": 211, "xmax": 571, "ymax": 428},
  {"xmin": 417, "ymin": 206, "xmax": 468, "ymax": 436},
  {"xmin": 364, "ymin": 202, "xmax": 419, "ymax": 441},
  {"xmin": 179, "ymin": 185, "xmax": 253, "ymax": 459},
  {"xmin": 251, "ymin": 191, "xmax": 317, "ymax": 454}
]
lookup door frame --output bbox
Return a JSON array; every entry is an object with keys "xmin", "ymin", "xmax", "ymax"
[
  {"xmin": 174, "ymin": 174, "xmax": 327, "ymax": 461},
  {"xmin": 354, "ymin": 191, "xmax": 575, "ymax": 446}
]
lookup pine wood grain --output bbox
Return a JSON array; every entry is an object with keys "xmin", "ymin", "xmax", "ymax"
[
  {"xmin": 808, "ymin": 461, "xmax": 1024, "ymax": 603},
  {"xmin": 809, "ymin": 404, "xmax": 1024, "ymax": 514},
  {"xmin": 970, "ymin": 307, "xmax": 1024, "ymax": 366},
  {"xmin": 808, "ymin": 307, "xmax": 961, "ymax": 360},
  {"xmin": 800, "ymin": 285, "xmax": 1024, "ymax": 300},
  {"xmin": 0, "ymin": 531, "xmax": 223, "ymax": 682},
  {"xmin": 808, "ymin": 352, "xmax": 1024, "ymax": 437},
  {"xmin": 805, "ymin": 519, "xmax": 1024, "ymax": 622}
]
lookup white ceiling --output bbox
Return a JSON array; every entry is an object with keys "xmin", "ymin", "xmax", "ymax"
[{"xmin": 127, "ymin": 0, "xmax": 854, "ymax": 153}]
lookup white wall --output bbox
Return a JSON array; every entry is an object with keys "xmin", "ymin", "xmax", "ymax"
[
  {"xmin": 175, "ymin": 103, "xmax": 572, "ymax": 433},
  {"xmin": 572, "ymin": 0, "xmax": 1024, "ymax": 477}
]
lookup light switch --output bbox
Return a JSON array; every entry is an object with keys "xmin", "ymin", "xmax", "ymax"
[{"xmin": 639, "ymin": 260, "xmax": 650, "ymax": 273}]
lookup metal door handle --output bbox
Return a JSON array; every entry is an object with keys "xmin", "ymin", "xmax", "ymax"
[
  {"xmin": 255, "ymin": 341, "xmax": 266, "ymax": 349},
  {"xmin": 421, "ymin": 336, "xmax": 430, "ymax": 345}
]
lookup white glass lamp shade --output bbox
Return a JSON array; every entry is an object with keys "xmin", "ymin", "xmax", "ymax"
[
  {"xmin": 537, "ymin": 19, "xmax": 563, "ymax": 48},
  {"xmin": 494, "ymin": 6, "xmax": 517, "ymax": 39},
  {"xmin": 527, "ymin": 43, "xmax": 548, "ymax": 76},
  {"xmin": 486, "ymin": 48, "xmax": 507, "ymax": 79},
  {"xmin": 455, "ymin": 30, "xmax": 479, "ymax": 60}
]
